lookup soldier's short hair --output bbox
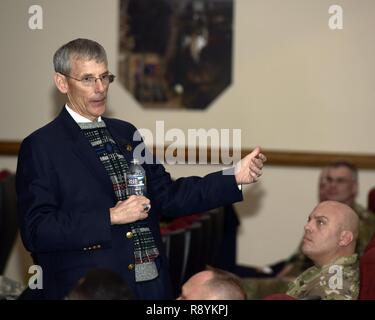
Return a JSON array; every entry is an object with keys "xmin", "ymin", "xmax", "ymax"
[
  {"xmin": 327, "ymin": 161, "xmax": 358, "ymax": 182},
  {"xmin": 205, "ymin": 266, "xmax": 247, "ymax": 300}
]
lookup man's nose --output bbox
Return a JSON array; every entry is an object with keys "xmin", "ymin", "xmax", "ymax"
[
  {"xmin": 304, "ymin": 222, "xmax": 311, "ymax": 232},
  {"xmin": 94, "ymin": 78, "xmax": 105, "ymax": 93}
]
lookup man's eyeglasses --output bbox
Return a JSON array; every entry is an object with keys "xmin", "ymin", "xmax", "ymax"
[{"xmin": 61, "ymin": 73, "xmax": 115, "ymax": 87}]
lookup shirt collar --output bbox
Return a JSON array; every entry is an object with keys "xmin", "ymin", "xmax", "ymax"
[{"xmin": 65, "ymin": 104, "xmax": 102, "ymax": 123}]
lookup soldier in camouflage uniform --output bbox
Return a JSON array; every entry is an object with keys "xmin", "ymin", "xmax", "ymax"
[
  {"xmin": 243, "ymin": 201, "xmax": 360, "ymax": 300},
  {"xmin": 286, "ymin": 201, "xmax": 360, "ymax": 300},
  {"xmin": 279, "ymin": 161, "xmax": 375, "ymax": 279},
  {"xmin": 242, "ymin": 162, "xmax": 370, "ymax": 299},
  {"xmin": 282, "ymin": 203, "xmax": 375, "ymax": 279},
  {"xmin": 286, "ymin": 254, "xmax": 358, "ymax": 300}
]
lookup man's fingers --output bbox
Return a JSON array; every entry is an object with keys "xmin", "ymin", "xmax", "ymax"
[
  {"xmin": 139, "ymin": 211, "xmax": 149, "ymax": 220},
  {"xmin": 119, "ymin": 195, "xmax": 148, "ymax": 205},
  {"xmin": 235, "ymin": 147, "xmax": 266, "ymax": 185},
  {"xmin": 249, "ymin": 170, "xmax": 259, "ymax": 180},
  {"xmin": 257, "ymin": 153, "xmax": 267, "ymax": 162},
  {"xmin": 252, "ymin": 157, "xmax": 264, "ymax": 169},
  {"xmin": 248, "ymin": 146, "xmax": 261, "ymax": 159},
  {"xmin": 250, "ymin": 164, "xmax": 262, "ymax": 176}
]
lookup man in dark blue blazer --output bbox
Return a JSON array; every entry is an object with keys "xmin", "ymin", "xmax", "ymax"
[{"xmin": 16, "ymin": 38, "xmax": 266, "ymax": 300}]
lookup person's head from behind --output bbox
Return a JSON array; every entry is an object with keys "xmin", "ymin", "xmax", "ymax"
[
  {"xmin": 53, "ymin": 38, "xmax": 115, "ymax": 121},
  {"xmin": 323, "ymin": 161, "xmax": 358, "ymax": 206},
  {"xmin": 302, "ymin": 201, "xmax": 359, "ymax": 267},
  {"xmin": 67, "ymin": 268, "xmax": 134, "ymax": 300},
  {"xmin": 177, "ymin": 267, "xmax": 246, "ymax": 300}
]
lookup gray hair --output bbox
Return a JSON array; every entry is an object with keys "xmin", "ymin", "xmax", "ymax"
[
  {"xmin": 53, "ymin": 38, "xmax": 108, "ymax": 75},
  {"xmin": 328, "ymin": 161, "xmax": 358, "ymax": 182}
]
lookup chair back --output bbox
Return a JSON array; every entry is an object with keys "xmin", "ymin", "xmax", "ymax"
[
  {"xmin": 0, "ymin": 174, "xmax": 18, "ymax": 274},
  {"xmin": 368, "ymin": 187, "xmax": 375, "ymax": 213},
  {"xmin": 359, "ymin": 234, "xmax": 375, "ymax": 299}
]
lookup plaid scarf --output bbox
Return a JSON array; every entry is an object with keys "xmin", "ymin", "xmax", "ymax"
[{"xmin": 78, "ymin": 121, "xmax": 159, "ymax": 282}]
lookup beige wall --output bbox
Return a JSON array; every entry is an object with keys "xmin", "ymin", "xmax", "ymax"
[{"xmin": 1, "ymin": 0, "xmax": 375, "ymax": 282}]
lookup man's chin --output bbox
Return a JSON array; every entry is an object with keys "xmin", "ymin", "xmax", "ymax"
[
  {"xmin": 90, "ymin": 103, "xmax": 106, "ymax": 116},
  {"xmin": 301, "ymin": 245, "xmax": 311, "ymax": 256},
  {"xmin": 91, "ymin": 101, "xmax": 106, "ymax": 109}
]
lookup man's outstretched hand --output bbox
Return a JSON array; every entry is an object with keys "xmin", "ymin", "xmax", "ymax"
[{"xmin": 235, "ymin": 146, "xmax": 267, "ymax": 185}]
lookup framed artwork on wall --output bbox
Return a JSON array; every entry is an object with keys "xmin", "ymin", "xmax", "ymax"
[{"xmin": 118, "ymin": 0, "xmax": 234, "ymax": 110}]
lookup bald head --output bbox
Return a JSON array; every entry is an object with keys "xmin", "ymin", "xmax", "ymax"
[
  {"xmin": 178, "ymin": 269, "xmax": 246, "ymax": 300},
  {"xmin": 319, "ymin": 201, "xmax": 359, "ymax": 238},
  {"xmin": 302, "ymin": 201, "xmax": 359, "ymax": 266},
  {"xmin": 205, "ymin": 271, "xmax": 246, "ymax": 300}
]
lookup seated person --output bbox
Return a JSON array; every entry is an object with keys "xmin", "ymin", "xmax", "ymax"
[
  {"xmin": 66, "ymin": 268, "xmax": 134, "ymax": 300},
  {"xmin": 177, "ymin": 266, "xmax": 246, "ymax": 300},
  {"xmin": 243, "ymin": 201, "xmax": 359, "ymax": 300},
  {"xmin": 279, "ymin": 161, "xmax": 375, "ymax": 279},
  {"xmin": 241, "ymin": 161, "xmax": 375, "ymax": 283}
]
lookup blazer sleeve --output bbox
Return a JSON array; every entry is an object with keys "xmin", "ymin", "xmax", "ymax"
[
  {"xmin": 16, "ymin": 136, "xmax": 112, "ymax": 253},
  {"xmin": 143, "ymin": 148, "xmax": 243, "ymax": 218}
]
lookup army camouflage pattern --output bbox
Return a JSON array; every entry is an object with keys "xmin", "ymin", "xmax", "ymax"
[
  {"xmin": 0, "ymin": 276, "xmax": 24, "ymax": 300},
  {"xmin": 241, "ymin": 277, "xmax": 290, "ymax": 300},
  {"xmin": 284, "ymin": 203, "xmax": 375, "ymax": 277},
  {"xmin": 241, "ymin": 203, "xmax": 372, "ymax": 299},
  {"xmin": 286, "ymin": 254, "xmax": 359, "ymax": 300},
  {"xmin": 353, "ymin": 203, "xmax": 375, "ymax": 255}
]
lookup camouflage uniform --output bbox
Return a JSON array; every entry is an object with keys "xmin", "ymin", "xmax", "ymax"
[
  {"xmin": 353, "ymin": 203, "xmax": 375, "ymax": 256},
  {"xmin": 286, "ymin": 254, "xmax": 359, "ymax": 300},
  {"xmin": 241, "ymin": 277, "xmax": 290, "ymax": 300},
  {"xmin": 0, "ymin": 276, "xmax": 24, "ymax": 300},
  {"xmin": 284, "ymin": 203, "xmax": 375, "ymax": 277},
  {"xmin": 241, "ymin": 203, "xmax": 373, "ymax": 299}
]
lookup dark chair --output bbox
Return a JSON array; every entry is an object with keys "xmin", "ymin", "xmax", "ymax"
[
  {"xmin": 161, "ymin": 228, "xmax": 186, "ymax": 298},
  {"xmin": 182, "ymin": 221, "xmax": 204, "ymax": 282},
  {"xmin": 263, "ymin": 293, "xmax": 296, "ymax": 300},
  {"xmin": 359, "ymin": 234, "xmax": 375, "ymax": 299},
  {"xmin": 198, "ymin": 214, "xmax": 213, "ymax": 268},
  {"xmin": 368, "ymin": 187, "xmax": 375, "ymax": 213},
  {"xmin": 0, "ymin": 174, "xmax": 18, "ymax": 274},
  {"xmin": 207, "ymin": 207, "xmax": 225, "ymax": 265}
]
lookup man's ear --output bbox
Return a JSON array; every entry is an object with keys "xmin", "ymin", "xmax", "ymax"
[
  {"xmin": 339, "ymin": 230, "xmax": 354, "ymax": 247},
  {"xmin": 54, "ymin": 73, "xmax": 69, "ymax": 94}
]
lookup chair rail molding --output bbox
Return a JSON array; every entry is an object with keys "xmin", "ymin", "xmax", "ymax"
[{"xmin": 1, "ymin": 140, "xmax": 375, "ymax": 168}]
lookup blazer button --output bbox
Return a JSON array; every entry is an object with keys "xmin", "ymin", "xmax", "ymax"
[
  {"xmin": 126, "ymin": 232, "xmax": 133, "ymax": 239},
  {"xmin": 128, "ymin": 264, "xmax": 135, "ymax": 271},
  {"xmin": 126, "ymin": 144, "xmax": 132, "ymax": 152}
]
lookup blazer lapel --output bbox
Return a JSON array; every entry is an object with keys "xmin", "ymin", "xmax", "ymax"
[
  {"xmin": 57, "ymin": 108, "xmax": 114, "ymax": 199},
  {"xmin": 104, "ymin": 119, "xmax": 135, "ymax": 164}
]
